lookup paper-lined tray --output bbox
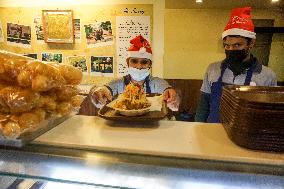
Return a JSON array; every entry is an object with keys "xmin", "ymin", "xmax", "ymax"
[
  {"xmin": 98, "ymin": 95, "xmax": 168, "ymax": 122},
  {"xmin": 0, "ymin": 115, "xmax": 71, "ymax": 147}
]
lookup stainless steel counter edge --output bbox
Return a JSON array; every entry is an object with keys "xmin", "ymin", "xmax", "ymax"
[{"xmin": 0, "ymin": 145, "xmax": 283, "ymax": 189}]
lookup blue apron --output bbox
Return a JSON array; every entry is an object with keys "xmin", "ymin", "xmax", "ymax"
[
  {"xmin": 207, "ymin": 63, "xmax": 254, "ymax": 123},
  {"xmin": 123, "ymin": 74, "xmax": 151, "ymax": 93}
]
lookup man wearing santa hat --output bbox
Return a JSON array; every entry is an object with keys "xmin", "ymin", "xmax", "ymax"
[
  {"xmin": 90, "ymin": 34, "xmax": 179, "ymax": 111},
  {"xmin": 195, "ymin": 7, "xmax": 277, "ymax": 123}
]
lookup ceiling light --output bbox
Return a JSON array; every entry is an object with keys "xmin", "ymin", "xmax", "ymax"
[
  {"xmin": 271, "ymin": 0, "xmax": 279, "ymax": 2},
  {"xmin": 196, "ymin": 0, "xmax": 203, "ymax": 3}
]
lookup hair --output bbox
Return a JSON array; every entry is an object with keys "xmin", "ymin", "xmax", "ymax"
[{"xmin": 223, "ymin": 35, "xmax": 253, "ymax": 45}]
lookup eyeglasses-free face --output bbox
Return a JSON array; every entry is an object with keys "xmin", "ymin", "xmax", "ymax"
[
  {"xmin": 223, "ymin": 36, "xmax": 252, "ymax": 51},
  {"xmin": 128, "ymin": 58, "xmax": 151, "ymax": 69}
]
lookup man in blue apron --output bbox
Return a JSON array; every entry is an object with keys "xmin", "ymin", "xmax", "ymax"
[
  {"xmin": 195, "ymin": 7, "xmax": 277, "ymax": 123},
  {"xmin": 90, "ymin": 34, "xmax": 179, "ymax": 110}
]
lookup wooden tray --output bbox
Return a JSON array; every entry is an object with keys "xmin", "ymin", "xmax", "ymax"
[
  {"xmin": 0, "ymin": 115, "xmax": 71, "ymax": 147},
  {"xmin": 220, "ymin": 85, "xmax": 284, "ymax": 152},
  {"xmin": 223, "ymin": 85, "xmax": 284, "ymax": 105},
  {"xmin": 98, "ymin": 101, "xmax": 168, "ymax": 122}
]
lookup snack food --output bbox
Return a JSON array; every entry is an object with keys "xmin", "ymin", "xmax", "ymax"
[
  {"xmin": 110, "ymin": 83, "xmax": 151, "ymax": 116},
  {"xmin": 0, "ymin": 50, "xmax": 84, "ymax": 138},
  {"xmin": 113, "ymin": 83, "xmax": 151, "ymax": 110}
]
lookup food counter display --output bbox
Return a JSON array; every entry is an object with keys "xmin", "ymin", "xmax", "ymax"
[
  {"xmin": 0, "ymin": 115, "xmax": 283, "ymax": 189},
  {"xmin": 0, "ymin": 50, "xmax": 283, "ymax": 188}
]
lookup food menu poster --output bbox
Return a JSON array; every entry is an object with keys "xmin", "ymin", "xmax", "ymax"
[{"xmin": 116, "ymin": 16, "xmax": 150, "ymax": 77}]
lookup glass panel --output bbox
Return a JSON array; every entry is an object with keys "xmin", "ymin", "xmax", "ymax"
[
  {"xmin": 0, "ymin": 149, "xmax": 283, "ymax": 188},
  {"xmin": 0, "ymin": 176, "xmax": 114, "ymax": 189}
]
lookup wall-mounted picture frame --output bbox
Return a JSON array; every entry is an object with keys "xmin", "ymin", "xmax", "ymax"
[{"xmin": 42, "ymin": 10, "xmax": 74, "ymax": 43}]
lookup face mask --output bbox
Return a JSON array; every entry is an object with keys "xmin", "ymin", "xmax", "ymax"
[
  {"xmin": 128, "ymin": 67, "xmax": 150, "ymax": 81},
  {"xmin": 225, "ymin": 49, "xmax": 252, "ymax": 75},
  {"xmin": 225, "ymin": 49, "xmax": 248, "ymax": 64}
]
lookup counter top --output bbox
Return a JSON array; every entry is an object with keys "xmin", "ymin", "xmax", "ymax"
[{"xmin": 33, "ymin": 115, "xmax": 284, "ymax": 166}]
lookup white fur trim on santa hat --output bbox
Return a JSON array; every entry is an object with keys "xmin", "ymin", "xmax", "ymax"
[
  {"xmin": 127, "ymin": 51, "xmax": 152, "ymax": 60},
  {"xmin": 222, "ymin": 28, "xmax": 256, "ymax": 39}
]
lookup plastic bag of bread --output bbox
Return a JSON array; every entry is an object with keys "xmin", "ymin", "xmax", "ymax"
[
  {"xmin": 17, "ymin": 61, "xmax": 66, "ymax": 91},
  {"xmin": 53, "ymin": 85, "xmax": 79, "ymax": 101},
  {"xmin": 0, "ymin": 86, "xmax": 40, "ymax": 114},
  {"xmin": 0, "ymin": 121, "xmax": 21, "ymax": 139},
  {"xmin": 37, "ymin": 94, "xmax": 57, "ymax": 113},
  {"xmin": 1, "ymin": 50, "xmax": 82, "ymax": 89},
  {"xmin": 0, "ymin": 50, "xmax": 33, "ymax": 84},
  {"xmin": 55, "ymin": 95, "xmax": 84, "ymax": 116},
  {"xmin": 49, "ymin": 63, "xmax": 83, "ymax": 85},
  {"xmin": 0, "ymin": 108, "xmax": 46, "ymax": 138},
  {"xmin": 0, "ymin": 114, "xmax": 20, "ymax": 138},
  {"xmin": 0, "ymin": 50, "xmax": 84, "ymax": 139}
]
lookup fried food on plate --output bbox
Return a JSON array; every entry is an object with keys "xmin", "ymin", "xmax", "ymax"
[{"xmin": 113, "ymin": 83, "xmax": 150, "ymax": 110}]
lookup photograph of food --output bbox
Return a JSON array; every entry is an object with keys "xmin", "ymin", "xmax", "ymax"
[{"xmin": 113, "ymin": 83, "xmax": 151, "ymax": 111}]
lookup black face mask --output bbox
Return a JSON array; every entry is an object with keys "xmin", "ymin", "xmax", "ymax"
[
  {"xmin": 225, "ymin": 49, "xmax": 252, "ymax": 75},
  {"xmin": 225, "ymin": 49, "xmax": 248, "ymax": 64}
]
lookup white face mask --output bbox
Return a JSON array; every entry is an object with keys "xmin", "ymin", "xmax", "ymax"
[{"xmin": 128, "ymin": 67, "xmax": 150, "ymax": 81}]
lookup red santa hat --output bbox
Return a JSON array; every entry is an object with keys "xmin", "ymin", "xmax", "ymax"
[
  {"xmin": 222, "ymin": 7, "xmax": 256, "ymax": 39},
  {"xmin": 127, "ymin": 34, "xmax": 152, "ymax": 61}
]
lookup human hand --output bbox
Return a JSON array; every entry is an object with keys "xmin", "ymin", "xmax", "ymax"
[
  {"xmin": 163, "ymin": 88, "xmax": 180, "ymax": 111},
  {"xmin": 89, "ymin": 86, "xmax": 112, "ymax": 108}
]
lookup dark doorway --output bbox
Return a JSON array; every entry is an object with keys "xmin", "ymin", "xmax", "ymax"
[{"xmin": 250, "ymin": 19, "xmax": 274, "ymax": 66}]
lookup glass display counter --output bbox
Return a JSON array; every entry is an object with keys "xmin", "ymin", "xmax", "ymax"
[
  {"xmin": 0, "ymin": 144, "xmax": 283, "ymax": 189},
  {"xmin": 0, "ymin": 115, "xmax": 283, "ymax": 189}
]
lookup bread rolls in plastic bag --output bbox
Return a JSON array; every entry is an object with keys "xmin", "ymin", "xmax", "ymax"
[{"xmin": 0, "ymin": 50, "xmax": 84, "ymax": 139}]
